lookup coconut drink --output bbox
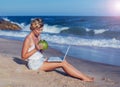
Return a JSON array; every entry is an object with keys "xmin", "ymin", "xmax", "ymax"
[{"xmin": 38, "ymin": 40, "xmax": 48, "ymax": 50}]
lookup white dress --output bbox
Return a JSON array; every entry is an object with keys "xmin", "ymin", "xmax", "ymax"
[{"xmin": 27, "ymin": 45, "xmax": 45, "ymax": 70}]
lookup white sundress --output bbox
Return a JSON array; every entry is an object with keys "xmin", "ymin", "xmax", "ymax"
[{"xmin": 27, "ymin": 45, "xmax": 46, "ymax": 70}]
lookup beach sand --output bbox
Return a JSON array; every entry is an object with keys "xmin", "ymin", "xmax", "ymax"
[{"xmin": 0, "ymin": 38, "xmax": 120, "ymax": 87}]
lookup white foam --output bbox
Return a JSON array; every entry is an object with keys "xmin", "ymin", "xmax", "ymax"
[
  {"xmin": 42, "ymin": 34, "xmax": 120, "ymax": 48},
  {"xmin": 22, "ymin": 24, "xmax": 31, "ymax": 31},
  {"xmin": 94, "ymin": 29, "xmax": 108, "ymax": 34},
  {"xmin": 0, "ymin": 30, "xmax": 28, "ymax": 38},
  {"xmin": 85, "ymin": 28, "xmax": 108, "ymax": 34},
  {"xmin": 3, "ymin": 17, "xmax": 10, "ymax": 21},
  {"xmin": 1, "ymin": 28, "xmax": 120, "ymax": 48}
]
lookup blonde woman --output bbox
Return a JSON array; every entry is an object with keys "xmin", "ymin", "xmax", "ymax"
[{"xmin": 21, "ymin": 18, "xmax": 94, "ymax": 82}]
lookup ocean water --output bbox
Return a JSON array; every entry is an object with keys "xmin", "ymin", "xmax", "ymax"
[{"xmin": 0, "ymin": 16, "xmax": 120, "ymax": 66}]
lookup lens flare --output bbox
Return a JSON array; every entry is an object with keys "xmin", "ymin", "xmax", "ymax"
[{"xmin": 114, "ymin": 2, "xmax": 120, "ymax": 11}]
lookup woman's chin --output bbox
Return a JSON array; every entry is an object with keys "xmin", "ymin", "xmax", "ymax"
[{"xmin": 35, "ymin": 34, "xmax": 39, "ymax": 37}]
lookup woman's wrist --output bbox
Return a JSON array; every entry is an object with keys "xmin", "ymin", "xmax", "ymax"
[{"xmin": 33, "ymin": 48, "xmax": 38, "ymax": 52}]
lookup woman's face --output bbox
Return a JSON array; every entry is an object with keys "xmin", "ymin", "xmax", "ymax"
[{"xmin": 33, "ymin": 27, "xmax": 43, "ymax": 37}]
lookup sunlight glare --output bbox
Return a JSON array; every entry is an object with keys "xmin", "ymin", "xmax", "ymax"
[{"xmin": 114, "ymin": 1, "xmax": 120, "ymax": 12}]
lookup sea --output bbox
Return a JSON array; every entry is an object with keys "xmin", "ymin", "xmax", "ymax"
[{"xmin": 0, "ymin": 16, "xmax": 120, "ymax": 66}]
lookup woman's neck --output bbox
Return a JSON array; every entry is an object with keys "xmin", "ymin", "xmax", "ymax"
[{"xmin": 31, "ymin": 32, "xmax": 39, "ymax": 40}]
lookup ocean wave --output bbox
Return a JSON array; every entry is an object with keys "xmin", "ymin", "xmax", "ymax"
[
  {"xmin": 1, "ymin": 16, "xmax": 120, "ymax": 49},
  {"xmin": 60, "ymin": 27, "xmax": 107, "ymax": 36},
  {"xmin": 42, "ymin": 34, "xmax": 120, "ymax": 48},
  {"xmin": 21, "ymin": 24, "xmax": 69, "ymax": 33},
  {"xmin": 91, "ymin": 29, "xmax": 107, "ymax": 34},
  {"xmin": 0, "ymin": 30, "xmax": 28, "ymax": 38},
  {"xmin": 43, "ymin": 24, "xmax": 69, "ymax": 33},
  {"xmin": 1, "ymin": 17, "xmax": 69, "ymax": 34},
  {"xmin": 0, "ymin": 17, "xmax": 109, "ymax": 36},
  {"xmin": 2, "ymin": 17, "xmax": 27, "ymax": 30},
  {"xmin": 0, "ymin": 29, "xmax": 120, "ymax": 49}
]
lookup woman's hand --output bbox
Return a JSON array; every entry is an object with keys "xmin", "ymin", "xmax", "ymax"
[{"xmin": 35, "ymin": 38, "xmax": 43, "ymax": 51}]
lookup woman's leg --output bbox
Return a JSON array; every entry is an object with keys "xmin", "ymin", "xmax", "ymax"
[{"xmin": 40, "ymin": 60, "xmax": 93, "ymax": 81}]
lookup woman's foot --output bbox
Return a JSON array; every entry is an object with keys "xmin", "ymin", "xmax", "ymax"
[{"xmin": 82, "ymin": 77, "xmax": 94, "ymax": 82}]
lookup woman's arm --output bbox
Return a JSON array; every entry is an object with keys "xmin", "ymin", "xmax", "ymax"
[{"xmin": 21, "ymin": 36, "xmax": 37, "ymax": 60}]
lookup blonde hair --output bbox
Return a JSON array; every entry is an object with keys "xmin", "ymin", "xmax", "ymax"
[{"xmin": 30, "ymin": 18, "xmax": 44, "ymax": 30}]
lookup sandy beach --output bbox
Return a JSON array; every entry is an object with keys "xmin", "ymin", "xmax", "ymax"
[{"xmin": 0, "ymin": 38, "xmax": 120, "ymax": 87}]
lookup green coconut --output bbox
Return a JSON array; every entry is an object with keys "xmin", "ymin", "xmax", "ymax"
[{"xmin": 38, "ymin": 40, "xmax": 48, "ymax": 50}]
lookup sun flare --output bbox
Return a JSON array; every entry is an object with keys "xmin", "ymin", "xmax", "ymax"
[{"xmin": 113, "ymin": 1, "xmax": 120, "ymax": 12}]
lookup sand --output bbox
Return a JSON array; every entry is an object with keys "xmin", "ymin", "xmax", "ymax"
[{"xmin": 0, "ymin": 38, "xmax": 120, "ymax": 87}]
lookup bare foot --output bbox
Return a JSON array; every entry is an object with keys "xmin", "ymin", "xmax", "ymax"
[
  {"xmin": 88, "ymin": 76, "xmax": 94, "ymax": 80},
  {"xmin": 82, "ymin": 79, "xmax": 93, "ymax": 82},
  {"xmin": 82, "ymin": 77, "xmax": 94, "ymax": 82}
]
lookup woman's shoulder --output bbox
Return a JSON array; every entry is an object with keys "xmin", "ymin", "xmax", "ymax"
[
  {"xmin": 24, "ymin": 34, "xmax": 32, "ymax": 43},
  {"xmin": 26, "ymin": 32, "xmax": 33, "ymax": 39},
  {"xmin": 26, "ymin": 34, "xmax": 31, "ymax": 39}
]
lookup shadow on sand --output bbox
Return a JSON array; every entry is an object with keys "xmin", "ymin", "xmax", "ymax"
[{"xmin": 13, "ymin": 57, "xmax": 27, "ymax": 66}]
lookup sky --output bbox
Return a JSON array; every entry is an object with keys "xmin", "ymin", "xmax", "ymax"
[{"xmin": 0, "ymin": 0, "xmax": 120, "ymax": 16}]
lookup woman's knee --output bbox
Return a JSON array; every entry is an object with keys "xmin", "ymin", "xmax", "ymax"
[
  {"xmin": 61, "ymin": 60, "xmax": 68, "ymax": 66},
  {"xmin": 62, "ymin": 60, "xmax": 68, "ymax": 64}
]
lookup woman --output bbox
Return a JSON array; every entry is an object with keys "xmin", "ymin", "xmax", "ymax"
[{"xmin": 21, "ymin": 18, "xmax": 94, "ymax": 82}]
